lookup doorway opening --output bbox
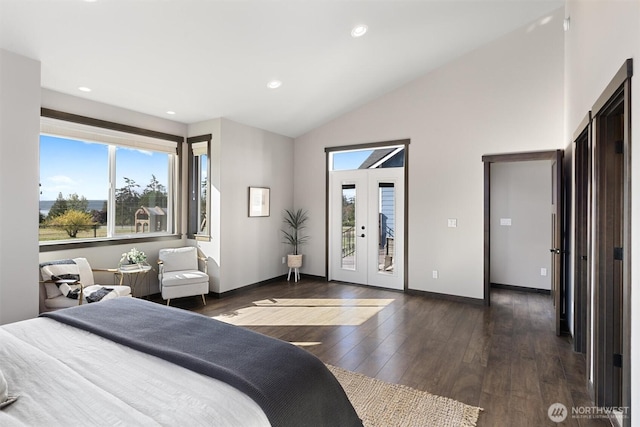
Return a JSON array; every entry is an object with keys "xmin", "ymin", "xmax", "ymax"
[
  {"xmin": 325, "ymin": 140, "xmax": 409, "ymax": 291},
  {"xmin": 482, "ymin": 150, "xmax": 565, "ymax": 336}
]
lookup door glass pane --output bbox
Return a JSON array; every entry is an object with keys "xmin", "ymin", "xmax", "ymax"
[
  {"xmin": 341, "ymin": 184, "xmax": 356, "ymax": 270},
  {"xmin": 378, "ymin": 183, "xmax": 395, "ymax": 274}
]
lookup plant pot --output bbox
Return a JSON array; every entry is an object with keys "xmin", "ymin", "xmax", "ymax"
[{"xmin": 287, "ymin": 254, "xmax": 303, "ymax": 268}]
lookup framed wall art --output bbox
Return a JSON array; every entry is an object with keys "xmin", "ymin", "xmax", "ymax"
[{"xmin": 248, "ymin": 187, "xmax": 270, "ymax": 217}]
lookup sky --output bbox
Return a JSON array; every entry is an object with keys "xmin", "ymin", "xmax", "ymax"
[
  {"xmin": 40, "ymin": 135, "xmax": 170, "ymax": 201},
  {"xmin": 332, "ymin": 149, "xmax": 372, "ymax": 171}
]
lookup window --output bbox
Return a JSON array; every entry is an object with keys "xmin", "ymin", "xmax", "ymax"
[
  {"xmin": 330, "ymin": 146, "xmax": 405, "ymax": 171},
  {"xmin": 39, "ymin": 112, "xmax": 180, "ymax": 244},
  {"xmin": 187, "ymin": 134, "xmax": 211, "ymax": 240}
]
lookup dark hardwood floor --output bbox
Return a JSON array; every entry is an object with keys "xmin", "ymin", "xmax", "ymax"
[{"xmin": 158, "ymin": 278, "xmax": 609, "ymax": 427}]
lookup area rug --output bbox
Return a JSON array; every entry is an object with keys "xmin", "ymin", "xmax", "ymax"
[{"xmin": 327, "ymin": 365, "xmax": 482, "ymax": 427}]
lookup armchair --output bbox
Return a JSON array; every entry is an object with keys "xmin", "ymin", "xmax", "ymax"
[
  {"xmin": 157, "ymin": 247, "xmax": 209, "ymax": 306},
  {"xmin": 39, "ymin": 258, "xmax": 132, "ymax": 313}
]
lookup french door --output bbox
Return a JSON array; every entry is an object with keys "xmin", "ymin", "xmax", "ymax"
[{"xmin": 329, "ymin": 168, "xmax": 404, "ymax": 290}]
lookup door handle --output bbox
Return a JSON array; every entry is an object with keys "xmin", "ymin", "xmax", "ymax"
[
  {"xmin": 550, "ymin": 248, "xmax": 561, "ymax": 254},
  {"xmin": 359, "ymin": 234, "xmax": 366, "ymax": 238}
]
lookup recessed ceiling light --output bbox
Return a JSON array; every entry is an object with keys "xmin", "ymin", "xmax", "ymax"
[
  {"xmin": 351, "ymin": 25, "xmax": 368, "ymax": 38},
  {"xmin": 267, "ymin": 80, "xmax": 282, "ymax": 89},
  {"xmin": 78, "ymin": 86, "xmax": 92, "ymax": 92},
  {"xmin": 166, "ymin": 111, "xmax": 176, "ymax": 115}
]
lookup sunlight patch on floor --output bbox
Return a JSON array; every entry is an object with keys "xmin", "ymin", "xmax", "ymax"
[
  {"xmin": 290, "ymin": 342, "xmax": 323, "ymax": 347},
  {"xmin": 253, "ymin": 298, "xmax": 394, "ymax": 307},
  {"xmin": 212, "ymin": 298, "xmax": 394, "ymax": 326}
]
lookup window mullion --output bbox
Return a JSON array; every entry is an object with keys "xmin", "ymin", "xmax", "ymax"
[
  {"xmin": 167, "ymin": 154, "xmax": 175, "ymax": 234},
  {"xmin": 107, "ymin": 145, "xmax": 116, "ymax": 237}
]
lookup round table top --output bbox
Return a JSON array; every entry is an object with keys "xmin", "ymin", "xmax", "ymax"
[{"xmin": 118, "ymin": 264, "xmax": 152, "ymax": 273}]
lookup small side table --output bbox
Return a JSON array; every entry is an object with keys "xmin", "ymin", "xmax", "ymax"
[{"xmin": 115, "ymin": 264, "xmax": 152, "ymax": 297}]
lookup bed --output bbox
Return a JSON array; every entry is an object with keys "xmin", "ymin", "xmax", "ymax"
[{"xmin": 0, "ymin": 298, "xmax": 362, "ymax": 426}]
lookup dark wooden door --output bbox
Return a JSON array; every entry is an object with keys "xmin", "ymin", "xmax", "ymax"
[
  {"xmin": 550, "ymin": 151, "xmax": 563, "ymax": 336},
  {"xmin": 573, "ymin": 125, "xmax": 590, "ymax": 353},
  {"xmin": 594, "ymin": 92, "xmax": 625, "ymax": 408}
]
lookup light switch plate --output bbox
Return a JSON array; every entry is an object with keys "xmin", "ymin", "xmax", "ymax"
[
  {"xmin": 447, "ymin": 218, "xmax": 457, "ymax": 228},
  {"xmin": 500, "ymin": 218, "xmax": 512, "ymax": 226}
]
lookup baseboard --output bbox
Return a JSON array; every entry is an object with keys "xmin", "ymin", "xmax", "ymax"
[
  {"xmin": 210, "ymin": 273, "xmax": 327, "ymax": 298},
  {"xmin": 491, "ymin": 283, "xmax": 551, "ymax": 295},
  {"xmin": 210, "ymin": 275, "xmax": 284, "ymax": 298},
  {"xmin": 298, "ymin": 274, "xmax": 326, "ymax": 281},
  {"xmin": 328, "ymin": 280, "xmax": 406, "ymax": 294},
  {"xmin": 406, "ymin": 288, "xmax": 485, "ymax": 305}
]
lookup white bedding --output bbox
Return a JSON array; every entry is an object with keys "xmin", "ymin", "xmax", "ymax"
[{"xmin": 0, "ymin": 318, "xmax": 270, "ymax": 426}]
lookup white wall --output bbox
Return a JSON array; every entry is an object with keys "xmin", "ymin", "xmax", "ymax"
[
  {"xmin": 219, "ymin": 119, "xmax": 294, "ymax": 292},
  {"xmin": 490, "ymin": 161, "xmax": 552, "ymax": 290},
  {"xmin": 294, "ymin": 8, "xmax": 565, "ymax": 299},
  {"xmin": 188, "ymin": 118, "xmax": 294, "ymax": 293},
  {"xmin": 564, "ymin": 0, "xmax": 640, "ymax": 417},
  {"xmin": 0, "ymin": 49, "xmax": 41, "ymax": 324}
]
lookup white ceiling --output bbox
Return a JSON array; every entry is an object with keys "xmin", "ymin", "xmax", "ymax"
[{"xmin": 0, "ymin": 0, "xmax": 563, "ymax": 137}]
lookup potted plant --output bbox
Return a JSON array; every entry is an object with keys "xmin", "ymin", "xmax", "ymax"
[
  {"xmin": 119, "ymin": 247, "xmax": 148, "ymax": 270},
  {"xmin": 282, "ymin": 208, "xmax": 309, "ymax": 269}
]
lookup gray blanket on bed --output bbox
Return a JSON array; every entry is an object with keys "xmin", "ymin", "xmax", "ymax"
[{"xmin": 42, "ymin": 297, "xmax": 362, "ymax": 427}]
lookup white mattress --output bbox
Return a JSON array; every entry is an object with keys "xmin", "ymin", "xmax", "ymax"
[{"xmin": 0, "ymin": 318, "xmax": 270, "ymax": 426}]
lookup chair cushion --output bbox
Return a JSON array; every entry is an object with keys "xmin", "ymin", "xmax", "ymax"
[
  {"xmin": 159, "ymin": 247, "xmax": 198, "ymax": 272},
  {"xmin": 45, "ymin": 286, "xmax": 131, "ymax": 309},
  {"xmin": 161, "ymin": 270, "xmax": 208, "ymax": 288},
  {"xmin": 44, "ymin": 282, "xmax": 64, "ymax": 299}
]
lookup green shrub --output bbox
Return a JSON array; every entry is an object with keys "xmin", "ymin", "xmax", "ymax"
[{"xmin": 47, "ymin": 210, "xmax": 96, "ymax": 238}]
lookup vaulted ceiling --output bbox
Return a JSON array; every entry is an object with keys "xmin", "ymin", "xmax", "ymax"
[{"xmin": 0, "ymin": 0, "xmax": 563, "ymax": 137}]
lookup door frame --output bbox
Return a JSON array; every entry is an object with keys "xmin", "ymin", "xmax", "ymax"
[
  {"xmin": 324, "ymin": 139, "xmax": 410, "ymax": 290},
  {"xmin": 572, "ymin": 112, "xmax": 592, "ymax": 355},
  {"xmin": 481, "ymin": 150, "xmax": 564, "ymax": 335},
  {"xmin": 589, "ymin": 59, "xmax": 632, "ymax": 419}
]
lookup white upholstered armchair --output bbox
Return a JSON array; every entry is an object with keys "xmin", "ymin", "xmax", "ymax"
[
  {"xmin": 39, "ymin": 258, "xmax": 132, "ymax": 313},
  {"xmin": 157, "ymin": 247, "xmax": 209, "ymax": 306}
]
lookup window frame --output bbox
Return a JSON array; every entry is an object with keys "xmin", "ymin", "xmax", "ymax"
[
  {"xmin": 186, "ymin": 134, "xmax": 212, "ymax": 240},
  {"xmin": 39, "ymin": 108, "xmax": 184, "ymax": 252}
]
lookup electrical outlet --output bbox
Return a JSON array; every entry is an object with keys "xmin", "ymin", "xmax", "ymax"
[
  {"xmin": 432, "ymin": 270, "xmax": 438, "ymax": 279},
  {"xmin": 447, "ymin": 218, "xmax": 457, "ymax": 228},
  {"xmin": 281, "ymin": 257, "xmax": 286, "ymax": 264},
  {"xmin": 540, "ymin": 268, "xmax": 547, "ymax": 276}
]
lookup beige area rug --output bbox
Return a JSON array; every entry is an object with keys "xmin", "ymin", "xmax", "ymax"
[
  {"xmin": 327, "ymin": 365, "xmax": 482, "ymax": 427},
  {"xmin": 213, "ymin": 305, "xmax": 386, "ymax": 326}
]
